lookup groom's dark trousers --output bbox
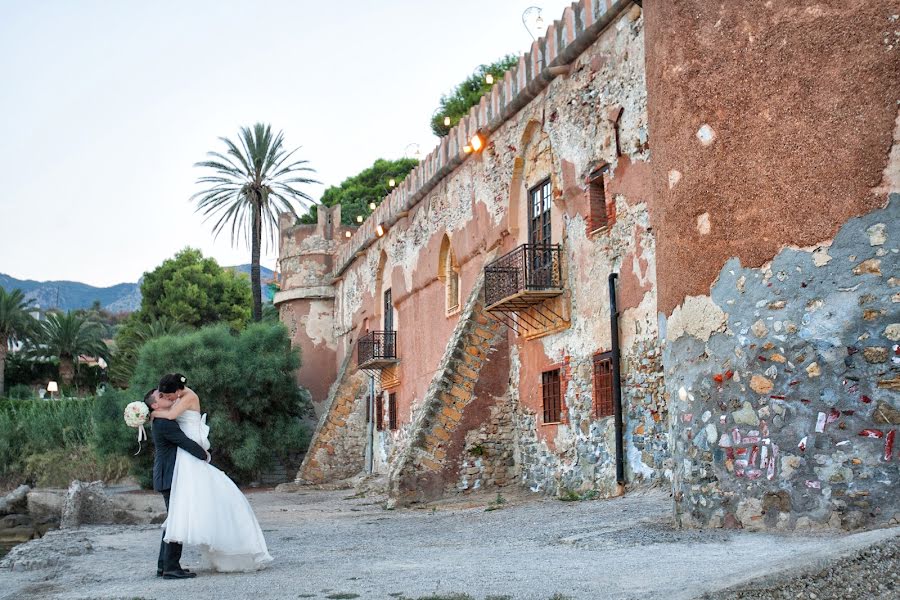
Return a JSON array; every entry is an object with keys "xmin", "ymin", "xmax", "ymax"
[{"xmin": 150, "ymin": 418, "xmax": 208, "ymax": 573}]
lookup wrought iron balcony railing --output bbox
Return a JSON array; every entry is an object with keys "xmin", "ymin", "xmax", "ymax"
[
  {"xmin": 357, "ymin": 330, "xmax": 398, "ymax": 369},
  {"xmin": 484, "ymin": 244, "xmax": 564, "ymax": 308}
]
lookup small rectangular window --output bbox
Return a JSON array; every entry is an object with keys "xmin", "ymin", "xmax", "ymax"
[
  {"xmin": 588, "ymin": 167, "xmax": 609, "ymax": 232},
  {"xmin": 375, "ymin": 395, "xmax": 384, "ymax": 431},
  {"xmin": 541, "ymin": 369, "xmax": 562, "ymax": 423},
  {"xmin": 593, "ymin": 352, "xmax": 614, "ymax": 418},
  {"xmin": 388, "ymin": 393, "xmax": 398, "ymax": 430}
]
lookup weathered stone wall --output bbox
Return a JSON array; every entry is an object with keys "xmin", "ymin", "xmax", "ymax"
[
  {"xmin": 667, "ymin": 197, "xmax": 899, "ymax": 530},
  {"xmin": 282, "ymin": 3, "xmax": 666, "ymax": 502},
  {"xmin": 643, "ymin": 0, "xmax": 900, "ymax": 530},
  {"xmin": 276, "ymin": 206, "xmax": 350, "ymax": 414}
]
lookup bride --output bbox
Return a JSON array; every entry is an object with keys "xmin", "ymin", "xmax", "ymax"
[{"xmin": 150, "ymin": 372, "xmax": 273, "ymax": 572}]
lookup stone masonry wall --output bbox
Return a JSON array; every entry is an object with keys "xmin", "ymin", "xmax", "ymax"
[
  {"xmin": 667, "ymin": 196, "xmax": 899, "ymax": 531},
  {"xmin": 295, "ymin": 350, "xmax": 369, "ymax": 483}
]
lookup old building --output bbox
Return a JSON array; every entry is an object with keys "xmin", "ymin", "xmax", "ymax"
[{"xmin": 277, "ymin": 0, "xmax": 899, "ymax": 530}]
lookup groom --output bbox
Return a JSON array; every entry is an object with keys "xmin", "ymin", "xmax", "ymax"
[{"xmin": 144, "ymin": 388, "xmax": 210, "ymax": 580}]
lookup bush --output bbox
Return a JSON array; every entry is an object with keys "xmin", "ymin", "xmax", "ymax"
[
  {"xmin": 24, "ymin": 447, "xmax": 130, "ymax": 488},
  {"xmin": 130, "ymin": 322, "xmax": 311, "ymax": 483},
  {"xmin": 6, "ymin": 384, "xmax": 34, "ymax": 399}
]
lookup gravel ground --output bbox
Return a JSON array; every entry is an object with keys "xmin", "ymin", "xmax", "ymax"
[
  {"xmin": 698, "ymin": 535, "xmax": 899, "ymax": 600},
  {"xmin": 0, "ymin": 487, "xmax": 898, "ymax": 600}
]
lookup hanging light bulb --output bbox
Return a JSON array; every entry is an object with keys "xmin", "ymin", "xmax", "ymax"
[
  {"xmin": 388, "ymin": 178, "xmax": 396, "ymax": 187},
  {"xmin": 444, "ymin": 116, "xmax": 451, "ymax": 127},
  {"xmin": 535, "ymin": 14, "xmax": 545, "ymax": 35},
  {"xmin": 485, "ymin": 73, "xmax": 494, "ymax": 85},
  {"xmin": 356, "ymin": 215, "xmax": 364, "ymax": 223},
  {"xmin": 368, "ymin": 201, "xmax": 377, "ymax": 211}
]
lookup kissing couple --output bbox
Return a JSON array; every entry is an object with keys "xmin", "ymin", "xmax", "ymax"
[{"xmin": 144, "ymin": 373, "xmax": 272, "ymax": 578}]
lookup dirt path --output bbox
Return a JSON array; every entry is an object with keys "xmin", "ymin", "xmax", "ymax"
[{"xmin": 1, "ymin": 487, "xmax": 897, "ymax": 600}]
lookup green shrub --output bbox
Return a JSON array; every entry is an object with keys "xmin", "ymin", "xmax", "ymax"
[
  {"xmin": 93, "ymin": 389, "xmax": 154, "ymax": 488},
  {"xmin": 130, "ymin": 322, "xmax": 311, "ymax": 483},
  {"xmin": 6, "ymin": 384, "xmax": 34, "ymax": 399},
  {"xmin": 23, "ymin": 447, "xmax": 130, "ymax": 488}
]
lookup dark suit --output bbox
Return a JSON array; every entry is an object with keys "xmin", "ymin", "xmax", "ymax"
[{"xmin": 151, "ymin": 418, "xmax": 208, "ymax": 573}]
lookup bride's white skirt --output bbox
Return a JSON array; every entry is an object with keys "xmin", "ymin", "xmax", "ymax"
[{"xmin": 163, "ymin": 448, "xmax": 273, "ymax": 572}]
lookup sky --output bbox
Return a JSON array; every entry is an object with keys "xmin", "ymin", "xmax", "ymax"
[{"xmin": 0, "ymin": 0, "xmax": 576, "ymax": 287}]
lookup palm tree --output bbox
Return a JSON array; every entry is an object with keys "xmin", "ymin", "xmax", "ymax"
[
  {"xmin": 35, "ymin": 311, "xmax": 108, "ymax": 386},
  {"xmin": 0, "ymin": 288, "xmax": 35, "ymax": 396},
  {"xmin": 109, "ymin": 317, "xmax": 189, "ymax": 386},
  {"xmin": 192, "ymin": 123, "xmax": 319, "ymax": 321}
]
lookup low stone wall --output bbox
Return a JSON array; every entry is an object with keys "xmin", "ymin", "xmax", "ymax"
[{"xmin": 668, "ymin": 196, "xmax": 900, "ymax": 530}]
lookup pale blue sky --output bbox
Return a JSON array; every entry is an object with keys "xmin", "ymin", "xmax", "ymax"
[{"xmin": 0, "ymin": 0, "xmax": 574, "ymax": 287}]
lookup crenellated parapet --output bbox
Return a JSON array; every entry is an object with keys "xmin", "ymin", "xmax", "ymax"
[{"xmin": 332, "ymin": 0, "xmax": 633, "ymax": 278}]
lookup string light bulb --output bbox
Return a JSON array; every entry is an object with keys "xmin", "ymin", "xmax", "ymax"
[
  {"xmin": 376, "ymin": 223, "xmax": 386, "ymax": 237},
  {"xmin": 345, "ymin": 231, "xmax": 352, "ymax": 238},
  {"xmin": 368, "ymin": 201, "xmax": 377, "ymax": 210},
  {"xmin": 356, "ymin": 215, "xmax": 364, "ymax": 223},
  {"xmin": 388, "ymin": 178, "xmax": 396, "ymax": 188},
  {"xmin": 485, "ymin": 73, "xmax": 494, "ymax": 85},
  {"xmin": 463, "ymin": 145, "xmax": 473, "ymax": 154},
  {"xmin": 444, "ymin": 116, "xmax": 451, "ymax": 127},
  {"xmin": 470, "ymin": 131, "xmax": 485, "ymax": 152}
]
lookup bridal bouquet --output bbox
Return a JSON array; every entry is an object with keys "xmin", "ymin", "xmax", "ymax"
[{"xmin": 124, "ymin": 401, "xmax": 150, "ymax": 454}]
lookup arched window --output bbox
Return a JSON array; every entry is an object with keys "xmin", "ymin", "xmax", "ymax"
[{"xmin": 438, "ymin": 235, "xmax": 460, "ymax": 314}]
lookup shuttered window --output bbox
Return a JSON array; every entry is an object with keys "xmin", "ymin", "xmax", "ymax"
[
  {"xmin": 388, "ymin": 393, "xmax": 398, "ymax": 430},
  {"xmin": 541, "ymin": 369, "xmax": 562, "ymax": 424},
  {"xmin": 593, "ymin": 352, "xmax": 614, "ymax": 418},
  {"xmin": 375, "ymin": 395, "xmax": 384, "ymax": 431},
  {"xmin": 588, "ymin": 166, "xmax": 609, "ymax": 232}
]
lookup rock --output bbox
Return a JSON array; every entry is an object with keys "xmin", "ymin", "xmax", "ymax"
[
  {"xmin": 806, "ymin": 362, "xmax": 821, "ymax": 377},
  {"xmin": 853, "ymin": 259, "xmax": 881, "ymax": 276},
  {"xmin": 885, "ymin": 324, "xmax": 900, "ymax": 341},
  {"xmin": 26, "ymin": 489, "xmax": 65, "ymax": 524},
  {"xmin": 873, "ymin": 402, "xmax": 900, "ymax": 425},
  {"xmin": 863, "ymin": 347, "xmax": 888, "ymax": 363},
  {"xmin": 866, "ymin": 223, "xmax": 887, "ymax": 246},
  {"xmin": 750, "ymin": 375, "xmax": 774, "ymax": 394},
  {"xmin": 0, "ymin": 485, "xmax": 30, "ymax": 516},
  {"xmin": 751, "ymin": 319, "xmax": 769, "ymax": 338},
  {"xmin": 733, "ymin": 402, "xmax": 759, "ymax": 426},
  {"xmin": 61, "ymin": 481, "xmax": 164, "ymax": 528}
]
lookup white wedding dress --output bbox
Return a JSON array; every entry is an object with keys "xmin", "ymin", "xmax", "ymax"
[{"xmin": 163, "ymin": 410, "xmax": 273, "ymax": 572}]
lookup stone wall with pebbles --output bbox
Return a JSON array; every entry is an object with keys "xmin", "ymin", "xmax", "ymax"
[{"xmin": 667, "ymin": 195, "xmax": 899, "ymax": 530}]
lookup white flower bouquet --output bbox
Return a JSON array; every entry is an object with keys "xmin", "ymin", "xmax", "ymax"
[{"xmin": 124, "ymin": 401, "xmax": 150, "ymax": 453}]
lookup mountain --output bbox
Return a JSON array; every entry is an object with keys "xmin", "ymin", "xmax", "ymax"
[
  {"xmin": 0, "ymin": 264, "xmax": 277, "ymax": 313},
  {"xmin": 0, "ymin": 273, "xmax": 142, "ymax": 313}
]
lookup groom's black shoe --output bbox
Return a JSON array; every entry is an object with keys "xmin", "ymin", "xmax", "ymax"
[
  {"xmin": 162, "ymin": 569, "xmax": 197, "ymax": 579},
  {"xmin": 157, "ymin": 567, "xmax": 192, "ymax": 577}
]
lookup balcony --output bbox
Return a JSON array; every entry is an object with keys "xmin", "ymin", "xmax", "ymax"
[
  {"xmin": 484, "ymin": 244, "xmax": 566, "ymax": 335},
  {"xmin": 357, "ymin": 330, "xmax": 399, "ymax": 370}
]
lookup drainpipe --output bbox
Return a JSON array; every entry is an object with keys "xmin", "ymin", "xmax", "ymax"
[
  {"xmin": 608, "ymin": 273, "xmax": 625, "ymax": 494},
  {"xmin": 365, "ymin": 375, "xmax": 375, "ymax": 474}
]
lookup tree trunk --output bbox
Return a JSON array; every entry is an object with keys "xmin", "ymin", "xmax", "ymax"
[
  {"xmin": 59, "ymin": 356, "xmax": 75, "ymax": 387},
  {"xmin": 0, "ymin": 336, "xmax": 7, "ymax": 397},
  {"xmin": 251, "ymin": 203, "xmax": 263, "ymax": 322}
]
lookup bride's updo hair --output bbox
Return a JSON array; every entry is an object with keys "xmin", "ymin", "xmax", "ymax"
[{"xmin": 158, "ymin": 373, "xmax": 187, "ymax": 394}]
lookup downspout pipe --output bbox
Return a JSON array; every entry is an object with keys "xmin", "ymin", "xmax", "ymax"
[
  {"xmin": 365, "ymin": 375, "xmax": 375, "ymax": 474},
  {"xmin": 608, "ymin": 272, "xmax": 625, "ymax": 491}
]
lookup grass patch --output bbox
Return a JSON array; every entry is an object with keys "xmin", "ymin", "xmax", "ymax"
[{"xmin": 484, "ymin": 492, "xmax": 507, "ymax": 512}]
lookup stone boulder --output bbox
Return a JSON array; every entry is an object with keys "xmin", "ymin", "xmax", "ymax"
[
  {"xmin": 26, "ymin": 489, "xmax": 65, "ymax": 526},
  {"xmin": 60, "ymin": 480, "xmax": 165, "ymax": 528},
  {"xmin": 0, "ymin": 485, "xmax": 30, "ymax": 516}
]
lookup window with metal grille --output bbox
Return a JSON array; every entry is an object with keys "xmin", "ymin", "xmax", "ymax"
[
  {"xmin": 541, "ymin": 368, "xmax": 562, "ymax": 424},
  {"xmin": 588, "ymin": 166, "xmax": 609, "ymax": 232},
  {"xmin": 375, "ymin": 394, "xmax": 384, "ymax": 431},
  {"xmin": 388, "ymin": 393, "xmax": 398, "ymax": 430},
  {"xmin": 593, "ymin": 352, "xmax": 614, "ymax": 418}
]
